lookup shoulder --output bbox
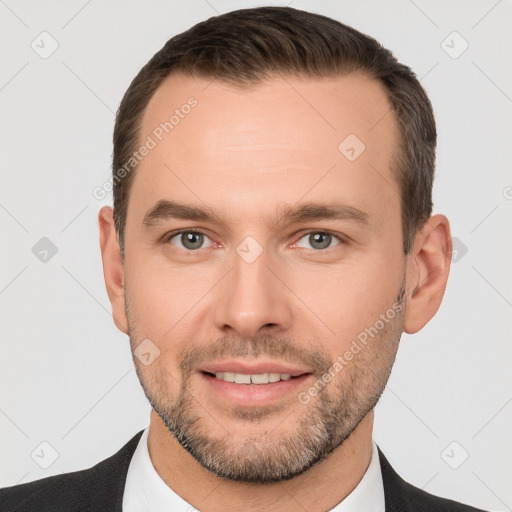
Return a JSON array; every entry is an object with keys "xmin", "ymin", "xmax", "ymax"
[
  {"xmin": 377, "ymin": 446, "xmax": 488, "ymax": 512},
  {"xmin": 0, "ymin": 430, "xmax": 143, "ymax": 512}
]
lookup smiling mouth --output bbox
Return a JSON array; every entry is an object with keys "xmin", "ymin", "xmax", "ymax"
[{"xmin": 203, "ymin": 371, "xmax": 307, "ymax": 384}]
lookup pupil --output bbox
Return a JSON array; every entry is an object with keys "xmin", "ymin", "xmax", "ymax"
[
  {"xmin": 311, "ymin": 232, "xmax": 330, "ymax": 249},
  {"xmin": 183, "ymin": 232, "xmax": 203, "ymax": 250}
]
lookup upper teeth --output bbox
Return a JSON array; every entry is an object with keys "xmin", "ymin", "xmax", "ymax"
[{"xmin": 215, "ymin": 372, "xmax": 291, "ymax": 384}]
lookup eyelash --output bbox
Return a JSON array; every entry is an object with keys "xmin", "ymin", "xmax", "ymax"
[{"xmin": 163, "ymin": 229, "xmax": 346, "ymax": 253}]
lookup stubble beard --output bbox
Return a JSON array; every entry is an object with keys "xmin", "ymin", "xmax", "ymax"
[{"xmin": 127, "ymin": 284, "xmax": 406, "ymax": 484}]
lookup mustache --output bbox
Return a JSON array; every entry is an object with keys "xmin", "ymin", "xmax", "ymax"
[{"xmin": 178, "ymin": 333, "xmax": 333, "ymax": 377}]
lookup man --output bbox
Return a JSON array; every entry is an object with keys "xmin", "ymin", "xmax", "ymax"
[{"xmin": 0, "ymin": 6, "xmax": 487, "ymax": 512}]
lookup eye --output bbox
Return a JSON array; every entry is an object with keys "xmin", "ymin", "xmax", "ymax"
[
  {"xmin": 294, "ymin": 231, "xmax": 344, "ymax": 251},
  {"xmin": 166, "ymin": 230, "xmax": 214, "ymax": 251}
]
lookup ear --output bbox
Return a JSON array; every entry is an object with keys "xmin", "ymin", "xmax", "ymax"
[
  {"xmin": 403, "ymin": 214, "xmax": 452, "ymax": 334},
  {"xmin": 98, "ymin": 206, "xmax": 128, "ymax": 334}
]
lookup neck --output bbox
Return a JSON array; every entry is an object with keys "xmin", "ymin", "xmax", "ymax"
[{"xmin": 147, "ymin": 409, "xmax": 375, "ymax": 512}]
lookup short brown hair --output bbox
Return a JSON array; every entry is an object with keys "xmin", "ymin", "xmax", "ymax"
[{"xmin": 113, "ymin": 6, "xmax": 436, "ymax": 256}]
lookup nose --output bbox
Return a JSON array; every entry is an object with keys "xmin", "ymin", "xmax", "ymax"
[{"xmin": 212, "ymin": 243, "xmax": 293, "ymax": 339}]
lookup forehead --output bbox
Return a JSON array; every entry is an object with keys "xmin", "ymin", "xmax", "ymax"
[{"xmin": 129, "ymin": 71, "xmax": 400, "ymax": 229}]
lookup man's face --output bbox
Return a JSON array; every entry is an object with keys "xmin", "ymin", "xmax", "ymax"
[{"xmin": 122, "ymin": 72, "xmax": 407, "ymax": 482}]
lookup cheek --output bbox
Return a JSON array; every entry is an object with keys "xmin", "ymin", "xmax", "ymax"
[
  {"xmin": 124, "ymin": 258, "xmax": 214, "ymax": 368},
  {"xmin": 286, "ymin": 255, "xmax": 402, "ymax": 343},
  {"xmin": 125, "ymin": 256, "xmax": 191, "ymax": 328}
]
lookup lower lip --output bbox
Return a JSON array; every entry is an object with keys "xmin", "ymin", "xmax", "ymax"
[{"xmin": 200, "ymin": 372, "xmax": 313, "ymax": 407}]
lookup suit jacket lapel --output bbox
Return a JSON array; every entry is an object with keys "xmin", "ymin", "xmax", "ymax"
[
  {"xmin": 378, "ymin": 445, "xmax": 415, "ymax": 511},
  {"xmin": 82, "ymin": 429, "xmax": 144, "ymax": 511}
]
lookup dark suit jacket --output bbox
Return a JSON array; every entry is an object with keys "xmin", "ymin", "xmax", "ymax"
[{"xmin": 0, "ymin": 430, "xmax": 487, "ymax": 511}]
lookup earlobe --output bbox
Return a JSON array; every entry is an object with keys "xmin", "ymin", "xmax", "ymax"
[
  {"xmin": 403, "ymin": 214, "xmax": 452, "ymax": 334},
  {"xmin": 98, "ymin": 206, "xmax": 129, "ymax": 334}
]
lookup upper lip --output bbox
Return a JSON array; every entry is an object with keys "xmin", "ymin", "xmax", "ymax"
[{"xmin": 200, "ymin": 360, "xmax": 310, "ymax": 377}]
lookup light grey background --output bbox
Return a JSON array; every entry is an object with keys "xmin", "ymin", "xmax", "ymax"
[{"xmin": 1, "ymin": 1, "xmax": 511, "ymax": 510}]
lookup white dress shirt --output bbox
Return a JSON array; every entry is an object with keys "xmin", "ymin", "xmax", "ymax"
[{"xmin": 123, "ymin": 426, "xmax": 385, "ymax": 512}]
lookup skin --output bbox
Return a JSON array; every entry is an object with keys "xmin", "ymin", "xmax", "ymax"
[{"xmin": 99, "ymin": 72, "xmax": 452, "ymax": 511}]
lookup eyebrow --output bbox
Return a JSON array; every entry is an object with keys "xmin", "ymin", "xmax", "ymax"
[{"xmin": 142, "ymin": 199, "xmax": 370, "ymax": 229}]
